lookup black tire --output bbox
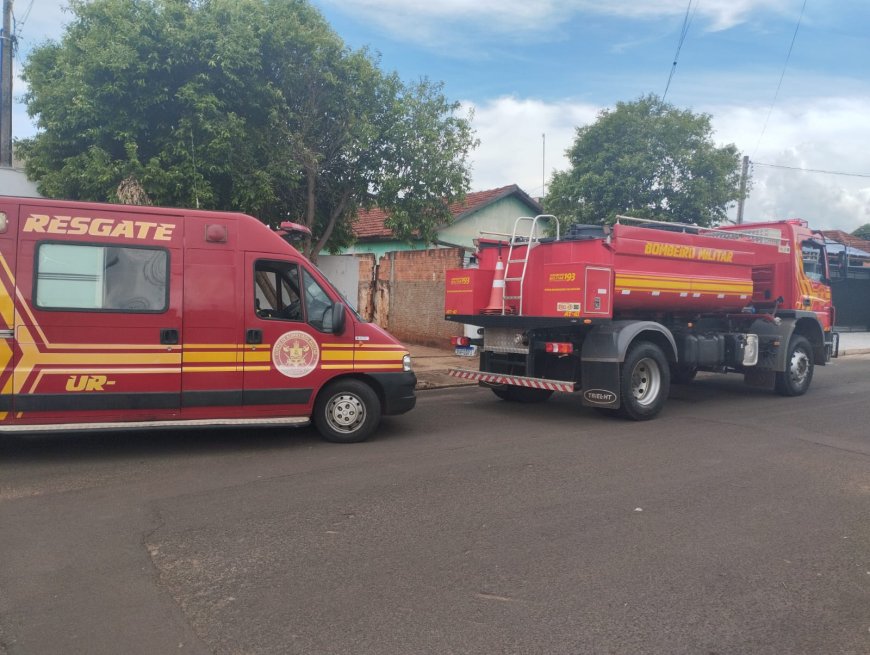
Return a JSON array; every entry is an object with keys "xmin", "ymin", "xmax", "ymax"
[
  {"xmin": 313, "ymin": 379, "xmax": 381, "ymax": 443},
  {"xmin": 618, "ymin": 342, "xmax": 670, "ymax": 421},
  {"xmin": 775, "ymin": 335, "xmax": 814, "ymax": 396},
  {"xmin": 490, "ymin": 386, "xmax": 553, "ymax": 403},
  {"xmin": 670, "ymin": 365, "xmax": 697, "ymax": 385}
]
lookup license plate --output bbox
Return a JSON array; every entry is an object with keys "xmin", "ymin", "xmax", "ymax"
[{"xmin": 454, "ymin": 345, "xmax": 477, "ymax": 357}]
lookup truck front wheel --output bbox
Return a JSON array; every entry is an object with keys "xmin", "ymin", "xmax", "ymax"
[
  {"xmin": 619, "ymin": 342, "xmax": 670, "ymax": 420},
  {"xmin": 775, "ymin": 335, "xmax": 814, "ymax": 396},
  {"xmin": 314, "ymin": 379, "xmax": 382, "ymax": 443}
]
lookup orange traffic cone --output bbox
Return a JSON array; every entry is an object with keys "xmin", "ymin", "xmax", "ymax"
[{"xmin": 481, "ymin": 256, "xmax": 506, "ymax": 314}]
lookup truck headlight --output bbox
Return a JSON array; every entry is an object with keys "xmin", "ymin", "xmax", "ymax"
[
  {"xmin": 742, "ymin": 334, "xmax": 759, "ymax": 366},
  {"xmin": 403, "ymin": 354, "xmax": 412, "ymax": 372}
]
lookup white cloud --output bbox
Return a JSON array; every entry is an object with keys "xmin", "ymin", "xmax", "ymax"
[
  {"xmin": 712, "ymin": 98, "xmax": 870, "ymax": 230},
  {"xmin": 320, "ymin": 0, "xmax": 797, "ymax": 46},
  {"xmin": 463, "ymin": 96, "xmax": 599, "ymax": 197},
  {"xmin": 466, "ymin": 94, "xmax": 870, "ymax": 233}
]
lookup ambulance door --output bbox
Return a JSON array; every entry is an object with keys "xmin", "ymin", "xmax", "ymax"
[
  {"xmin": 0, "ymin": 201, "xmax": 17, "ymax": 425},
  {"xmin": 13, "ymin": 205, "xmax": 183, "ymax": 424},
  {"xmin": 242, "ymin": 254, "xmax": 351, "ymax": 417},
  {"xmin": 179, "ymin": 216, "xmax": 245, "ymax": 419}
]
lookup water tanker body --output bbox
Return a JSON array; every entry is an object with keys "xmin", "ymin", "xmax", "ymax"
[
  {"xmin": 468, "ymin": 222, "xmax": 766, "ymax": 318},
  {"xmin": 445, "ymin": 215, "xmax": 838, "ymax": 421}
]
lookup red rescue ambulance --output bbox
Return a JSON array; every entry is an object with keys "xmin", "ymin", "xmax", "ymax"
[{"xmin": 0, "ymin": 196, "xmax": 416, "ymax": 442}]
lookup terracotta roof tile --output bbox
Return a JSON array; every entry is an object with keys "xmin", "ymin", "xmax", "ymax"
[
  {"xmin": 353, "ymin": 184, "xmax": 541, "ymax": 240},
  {"xmin": 821, "ymin": 230, "xmax": 870, "ymax": 252}
]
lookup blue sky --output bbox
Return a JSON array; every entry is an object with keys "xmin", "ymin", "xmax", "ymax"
[{"xmin": 11, "ymin": 0, "xmax": 870, "ymax": 231}]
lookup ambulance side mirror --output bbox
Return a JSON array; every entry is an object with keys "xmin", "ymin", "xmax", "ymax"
[{"xmin": 330, "ymin": 302, "xmax": 347, "ymax": 335}]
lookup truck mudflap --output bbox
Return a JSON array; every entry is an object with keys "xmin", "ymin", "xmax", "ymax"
[
  {"xmin": 448, "ymin": 368, "xmax": 576, "ymax": 393},
  {"xmin": 827, "ymin": 331, "xmax": 840, "ymax": 360}
]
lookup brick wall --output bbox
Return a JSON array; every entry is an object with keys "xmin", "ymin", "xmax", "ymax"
[
  {"xmin": 355, "ymin": 253, "xmax": 377, "ymax": 321},
  {"xmin": 354, "ymin": 248, "xmax": 466, "ymax": 347}
]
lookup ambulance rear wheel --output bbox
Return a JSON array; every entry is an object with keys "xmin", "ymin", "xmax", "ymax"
[
  {"xmin": 775, "ymin": 335, "xmax": 814, "ymax": 396},
  {"xmin": 619, "ymin": 342, "xmax": 670, "ymax": 421},
  {"xmin": 314, "ymin": 379, "xmax": 381, "ymax": 443},
  {"xmin": 491, "ymin": 386, "xmax": 553, "ymax": 403}
]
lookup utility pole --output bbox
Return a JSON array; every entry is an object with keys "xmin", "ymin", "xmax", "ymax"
[
  {"xmin": 0, "ymin": 0, "xmax": 12, "ymax": 168},
  {"xmin": 736, "ymin": 155, "xmax": 749, "ymax": 224},
  {"xmin": 541, "ymin": 133, "xmax": 546, "ymax": 208}
]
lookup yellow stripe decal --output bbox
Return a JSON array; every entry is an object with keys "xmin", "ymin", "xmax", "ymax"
[
  {"xmin": 353, "ymin": 351, "xmax": 406, "ymax": 361},
  {"xmin": 321, "ymin": 351, "xmax": 354, "ymax": 362},
  {"xmin": 182, "ymin": 351, "xmax": 239, "ymax": 364}
]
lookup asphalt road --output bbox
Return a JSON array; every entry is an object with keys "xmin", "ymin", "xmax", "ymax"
[{"xmin": 2, "ymin": 357, "xmax": 870, "ymax": 655}]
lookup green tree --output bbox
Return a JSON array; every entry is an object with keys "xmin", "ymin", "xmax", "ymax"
[
  {"xmin": 852, "ymin": 224, "xmax": 870, "ymax": 240},
  {"xmin": 546, "ymin": 94, "xmax": 743, "ymax": 227},
  {"xmin": 18, "ymin": 0, "xmax": 476, "ymax": 259}
]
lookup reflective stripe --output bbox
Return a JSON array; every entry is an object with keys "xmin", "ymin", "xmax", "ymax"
[{"xmin": 448, "ymin": 368, "xmax": 575, "ymax": 393}]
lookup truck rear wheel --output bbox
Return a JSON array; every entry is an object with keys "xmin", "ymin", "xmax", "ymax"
[
  {"xmin": 313, "ymin": 379, "xmax": 382, "ymax": 443},
  {"xmin": 775, "ymin": 335, "xmax": 814, "ymax": 397},
  {"xmin": 491, "ymin": 386, "xmax": 553, "ymax": 403},
  {"xmin": 619, "ymin": 342, "xmax": 670, "ymax": 420}
]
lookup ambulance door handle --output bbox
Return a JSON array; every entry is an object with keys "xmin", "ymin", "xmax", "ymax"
[
  {"xmin": 160, "ymin": 328, "xmax": 179, "ymax": 345},
  {"xmin": 246, "ymin": 329, "xmax": 262, "ymax": 345}
]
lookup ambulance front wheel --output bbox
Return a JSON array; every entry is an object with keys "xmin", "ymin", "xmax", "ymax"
[{"xmin": 314, "ymin": 379, "xmax": 382, "ymax": 443}]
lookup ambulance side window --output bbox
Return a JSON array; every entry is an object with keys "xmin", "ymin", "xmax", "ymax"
[
  {"xmin": 35, "ymin": 243, "xmax": 168, "ymax": 312},
  {"xmin": 302, "ymin": 269, "xmax": 335, "ymax": 332},
  {"xmin": 254, "ymin": 261, "xmax": 302, "ymax": 321}
]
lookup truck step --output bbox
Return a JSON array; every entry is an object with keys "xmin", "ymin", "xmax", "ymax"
[{"xmin": 448, "ymin": 368, "xmax": 575, "ymax": 393}]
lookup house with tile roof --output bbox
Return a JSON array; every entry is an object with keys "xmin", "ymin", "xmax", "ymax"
[
  {"xmin": 820, "ymin": 230, "xmax": 870, "ymax": 330},
  {"xmin": 0, "ymin": 166, "xmax": 42, "ymax": 198},
  {"xmin": 821, "ymin": 230, "xmax": 870, "ymax": 266},
  {"xmin": 345, "ymin": 184, "xmax": 543, "ymax": 257}
]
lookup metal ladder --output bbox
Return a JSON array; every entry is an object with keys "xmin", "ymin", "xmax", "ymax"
[{"xmin": 502, "ymin": 214, "xmax": 560, "ymax": 315}]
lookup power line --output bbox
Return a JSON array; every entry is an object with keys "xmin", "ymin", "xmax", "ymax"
[
  {"xmin": 13, "ymin": 0, "xmax": 33, "ymax": 30},
  {"xmin": 752, "ymin": 0, "xmax": 807, "ymax": 156},
  {"xmin": 753, "ymin": 161, "xmax": 870, "ymax": 179},
  {"xmin": 662, "ymin": 0, "xmax": 697, "ymax": 101}
]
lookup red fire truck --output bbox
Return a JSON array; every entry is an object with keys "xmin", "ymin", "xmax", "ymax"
[
  {"xmin": 0, "ymin": 196, "xmax": 415, "ymax": 442},
  {"xmin": 445, "ymin": 215, "xmax": 839, "ymax": 420}
]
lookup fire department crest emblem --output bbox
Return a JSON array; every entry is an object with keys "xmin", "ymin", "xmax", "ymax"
[{"xmin": 272, "ymin": 330, "xmax": 320, "ymax": 378}]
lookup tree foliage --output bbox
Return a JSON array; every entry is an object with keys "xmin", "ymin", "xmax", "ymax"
[
  {"xmin": 852, "ymin": 224, "xmax": 870, "ymax": 241},
  {"xmin": 546, "ymin": 94, "xmax": 743, "ymax": 227},
  {"xmin": 18, "ymin": 0, "xmax": 477, "ymax": 259}
]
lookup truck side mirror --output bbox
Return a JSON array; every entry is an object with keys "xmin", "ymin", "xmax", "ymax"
[{"xmin": 330, "ymin": 302, "xmax": 347, "ymax": 335}]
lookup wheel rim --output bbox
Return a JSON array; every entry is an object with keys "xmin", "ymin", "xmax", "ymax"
[
  {"xmin": 788, "ymin": 347, "xmax": 810, "ymax": 386},
  {"xmin": 630, "ymin": 357, "xmax": 661, "ymax": 407},
  {"xmin": 325, "ymin": 392, "xmax": 366, "ymax": 434}
]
